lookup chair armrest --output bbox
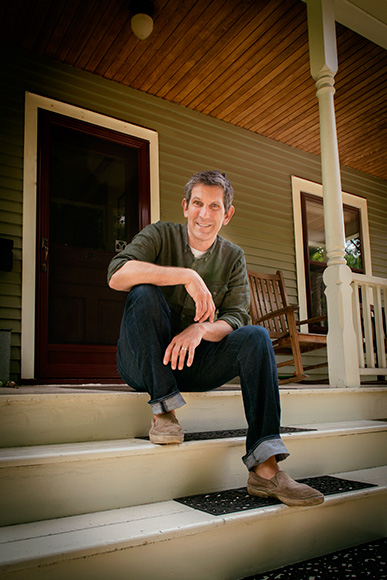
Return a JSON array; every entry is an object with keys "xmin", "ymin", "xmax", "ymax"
[
  {"xmin": 253, "ymin": 305, "xmax": 299, "ymax": 324},
  {"xmin": 297, "ymin": 315, "xmax": 327, "ymax": 326}
]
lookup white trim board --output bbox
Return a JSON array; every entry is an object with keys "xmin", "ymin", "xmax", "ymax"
[
  {"xmin": 22, "ymin": 92, "xmax": 160, "ymax": 379},
  {"xmin": 300, "ymin": 0, "xmax": 387, "ymax": 50}
]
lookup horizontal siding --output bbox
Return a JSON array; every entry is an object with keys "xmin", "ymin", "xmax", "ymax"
[
  {"xmin": 1, "ymin": 45, "xmax": 386, "ymax": 381},
  {"xmin": 0, "ymin": 82, "xmax": 24, "ymax": 379}
]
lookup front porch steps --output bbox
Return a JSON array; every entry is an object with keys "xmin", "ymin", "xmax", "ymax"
[
  {"xmin": 0, "ymin": 466, "xmax": 386, "ymax": 580},
  {"xmin": 0, "ymin": 386, "xmax": 386, "ymax": 579},
  {"xmin": 0, "ymin": 419, "xmax": 386, "ymax": 526}
]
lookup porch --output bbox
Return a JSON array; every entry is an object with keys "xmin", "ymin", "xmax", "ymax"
[
  {"xmin": 1, "ymin": 0, "xmax": 386, "ymax": 389},
  {"xmin": 0, "ymin": 0, "xmax": 386, "ymax": 576},
  {"xmin": 0, "ymin": 382, "xmax": 386, "ymax": 579}
]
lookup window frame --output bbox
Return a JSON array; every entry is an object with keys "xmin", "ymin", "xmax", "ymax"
[{"xmin": 291, "ymin": 176, "xmax": 372, "ymax": 333}]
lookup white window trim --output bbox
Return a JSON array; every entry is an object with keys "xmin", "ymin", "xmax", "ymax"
[
  {"xmin": 291, "ymin": 175, "xmax": 372, "ymax": 328},
  {"xmin": 22, "ymin": 92, "xmax": 160, "ymax": 379}
]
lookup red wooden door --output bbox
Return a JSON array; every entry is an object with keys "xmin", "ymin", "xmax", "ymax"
[{"xmin": 36, "ymin": 110, "xmax": 150, "ymax": 379}]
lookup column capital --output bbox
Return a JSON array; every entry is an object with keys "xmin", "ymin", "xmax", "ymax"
[
  {"xmin": 315, "ymin": 69, "xmax": 336, "ymax": 97},
  {"xmin": 307, "ymin": 0, "xmax": 338, "ymax": 80}
]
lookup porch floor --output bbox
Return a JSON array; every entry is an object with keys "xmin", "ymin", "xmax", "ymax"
[
  {"xmin": 242, "ymin": 537, "xmax": 387, "ymax": 579},
  {"xmin": 1, "ymin": 382, "xmax": 384, "ymax": 395}
]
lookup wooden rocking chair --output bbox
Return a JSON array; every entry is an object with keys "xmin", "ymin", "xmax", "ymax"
[{"xmin": 247, "ymin": 269, "xmax": 327, "ymax": 384}]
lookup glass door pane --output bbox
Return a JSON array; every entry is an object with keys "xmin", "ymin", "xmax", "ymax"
[
  {"xmin": 48, "ymin": 124, "xmax": 139, "ymax": 345},
  {"xmin": 36, "ymin": 110, "xmax": 151, "ymax": 379}
]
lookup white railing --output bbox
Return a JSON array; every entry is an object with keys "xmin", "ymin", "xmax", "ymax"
[{"xmin": 351, "ymin": 273, "xmax": 387, "ymax": 377}]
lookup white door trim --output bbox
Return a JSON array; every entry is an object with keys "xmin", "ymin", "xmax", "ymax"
[{"xmin": 22, "ymin": 92, "xmax": 160, "ymax": 379}]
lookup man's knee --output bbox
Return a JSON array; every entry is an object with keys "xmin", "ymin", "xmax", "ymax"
[
  {"xmin": 125, "ymin": 284, "xmax": 165, "ymax": 312},
  {"xmin": 127, "ymin": 283, "xmax": 161, "ymax": 301},
  {"xmin": 236, "ymin": 324, "xmax": 270, "ymax": 342},
  {"xmin": 234, "ymin": 325, "xmax": 273, "ymax": 354},
  {"xmin": 122, "ymin": 285, "xmax": 171, "ymax": 333}
]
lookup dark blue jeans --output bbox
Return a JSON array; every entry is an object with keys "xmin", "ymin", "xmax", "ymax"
[{"xmin": 117, "ymin": 285, "xmax": 289, "ymax": 470}]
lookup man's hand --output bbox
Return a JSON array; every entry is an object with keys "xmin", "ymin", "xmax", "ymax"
[
  {"xmin": 163, "ymin": 324, "xmax": 206, "ymax": 370},
  {"xmin": 163, "ymin": 319, "xmax": 234, "ymax": 370},
  {"xmin": 184, "ymin": 270, "xmax": 216, "ymax": 323}
]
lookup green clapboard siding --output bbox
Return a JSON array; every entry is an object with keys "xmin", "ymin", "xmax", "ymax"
[{"xmin": 1, "ymin": 45, "xmax": 386, "ymax": 381}]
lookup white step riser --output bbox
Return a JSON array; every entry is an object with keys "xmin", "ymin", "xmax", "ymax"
[
  {"xmin": 1, "ymin": 428, "xmax": 386, "ymax": 526},
  {"xmin": 1, "ymin": 488, "xmax": 386, "ymax": 580},
  {"xmin": 281, "ymin": 388, "xmax": 387, "ymax": 425},
  {"xmin": 0, "ymin": 393, "xmax": 153, "ymax": 447},
  {"xmin": 1, "ymin": 388, "xmax": 386, "ymax": 447}
]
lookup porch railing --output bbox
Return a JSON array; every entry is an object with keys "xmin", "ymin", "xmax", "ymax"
[{"xmin": 351, "ymin": 273, "xmax": 387, "ymax": 378}]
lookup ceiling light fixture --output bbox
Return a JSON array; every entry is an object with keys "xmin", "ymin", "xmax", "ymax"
[{"xmin": 130, "ymin": 0, "xmax": 154, "ymax": 40}]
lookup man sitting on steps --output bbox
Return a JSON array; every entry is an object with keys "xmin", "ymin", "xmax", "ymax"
[{"xmin": 108, "ymin": 170, "xmax": 324, "ymax": 508}]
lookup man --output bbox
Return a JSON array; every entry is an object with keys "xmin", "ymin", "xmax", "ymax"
[{"xmin": 108, "ymin": 170, "xmax": 324, "ymax": 507}]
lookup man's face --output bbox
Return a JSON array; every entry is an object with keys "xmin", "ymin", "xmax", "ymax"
[{"xmin": 182, "ymin": 184, "xmax": 235, "ymax": 251}]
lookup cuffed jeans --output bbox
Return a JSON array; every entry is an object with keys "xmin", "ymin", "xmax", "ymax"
[{"xmin": 117, "ymin": 285, "xmax": 289, "ymax": 470}]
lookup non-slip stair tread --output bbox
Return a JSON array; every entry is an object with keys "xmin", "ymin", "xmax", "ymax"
[
  {"xmin": 137, "ymin": 425, "xmax": 318, "ymax": 442},
  {"xmin": 0, "ymin": 466, "xmax": 386, "ymax": 570},
  {"xmin": 242, "ymin": 537, "xmax": 387, "ymax": 580},
  {"xmin": 138, "ymin": 418, "xmax": 387, "ymax": 442},
  {"xmin": 334, "ymin": 465, "xmax": 387, "ymax": 487},
  {"xmin": 174, "ymin": 475, "xmax": 378, "ymax": 515}
]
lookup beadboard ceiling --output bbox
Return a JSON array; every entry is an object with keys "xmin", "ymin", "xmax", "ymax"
[{"xmin": 1, "ymin": 0, "xmax": 386, "ymax": 180}]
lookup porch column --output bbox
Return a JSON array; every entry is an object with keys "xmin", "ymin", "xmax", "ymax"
[{"xmin": 307, "ymin": 0, "xmax": 360, "ymax": 386}]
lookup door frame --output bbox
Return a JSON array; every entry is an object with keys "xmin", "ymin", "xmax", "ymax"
[{"xmin": 21, "ymin": 92, "xmax": 160, "ymax": 380}]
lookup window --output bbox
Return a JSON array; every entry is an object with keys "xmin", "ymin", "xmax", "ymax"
[
  {"xmin": 301, "ymin": 192, "xmax": 364, "ymax": 332},
  {"xmin": 292, "ymin": 177, "xmax": 371, "ymax": 333}
]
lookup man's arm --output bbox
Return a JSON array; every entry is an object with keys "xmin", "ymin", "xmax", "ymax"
[
  {"xmin": 109, "ymin": 260, "xmax": 188, "ymax": 292},
  {"xmin": 109, "ymin": 260, "xmax": 216, "ymax": 324}
]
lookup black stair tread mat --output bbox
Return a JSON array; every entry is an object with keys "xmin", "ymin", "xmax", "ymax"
[
  {"xmin": 137, "ymin": 426, "xmax": 317, "ymax": 442},
  {"xmin": 174, "ymin": 476, "xmax": 377, "ymax": 515},
  {"xmin": 241, "ymin": 537, "xmax": 387, "ymax": 579}
]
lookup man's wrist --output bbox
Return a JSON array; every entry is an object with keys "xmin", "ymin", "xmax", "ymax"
[
  {"xmin": 199, "ymin": 319, "xmax": 234, "ymax": 342},
  {"xmin": 197, "ymin": 321, "xmax": 211, "ymax": 339}
]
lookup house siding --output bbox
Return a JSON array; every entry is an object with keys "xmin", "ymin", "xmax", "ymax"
[
  {"xmin": 0, "ymin": 82, "xmax": 24, "ymax": 380},
  {"xmin": 1, "ymin": 46, "xmax": 386, "ymax": 381}
]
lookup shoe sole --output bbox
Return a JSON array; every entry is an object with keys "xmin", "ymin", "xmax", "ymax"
[
  {"xmin": 149, "ymin": 434, "xmax": 184, "ymax": 444},
  {"xmin": 247, "ymin": 486, "xmax": 325, "ymax": 507}
]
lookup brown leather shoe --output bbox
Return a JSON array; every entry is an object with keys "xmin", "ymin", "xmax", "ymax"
[
  {"xmin": 248, "ymin": 470, "xmax": 325, "ymax": 507},
  {"xmin": 149, "ymin": 412, "xmax": 184, "ymax": 444}
]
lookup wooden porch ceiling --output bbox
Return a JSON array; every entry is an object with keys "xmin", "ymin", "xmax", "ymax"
[{"xmin": 1, "ymin": 0, "xmax": 386, "ymax": 181}]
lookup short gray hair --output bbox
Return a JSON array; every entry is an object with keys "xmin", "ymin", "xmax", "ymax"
[{"xmin": 184, "ymin": 170, "xmax": 234, "ymax": 212}]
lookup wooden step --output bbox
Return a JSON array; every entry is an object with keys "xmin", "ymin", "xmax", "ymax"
[
  {"xmin": 1, "ymin": 386, "xmax": 386, "ymax": 447},
  {"xmin": 1, "ymin": 420, "xmax": 386, "ymax": 526},
  {"xmin": 0, "ymin": 466, "xmax": 386, "ymax": 580}
]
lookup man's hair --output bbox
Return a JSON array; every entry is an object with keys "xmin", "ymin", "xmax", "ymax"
[{"xmin": 184, "ymin": 170, "xmax": 234, "ymax": 212}]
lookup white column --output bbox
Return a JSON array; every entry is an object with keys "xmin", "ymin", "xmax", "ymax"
[{"xmin": 307, "ymin": 0, "xmax": 360, "ymax": 386}]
